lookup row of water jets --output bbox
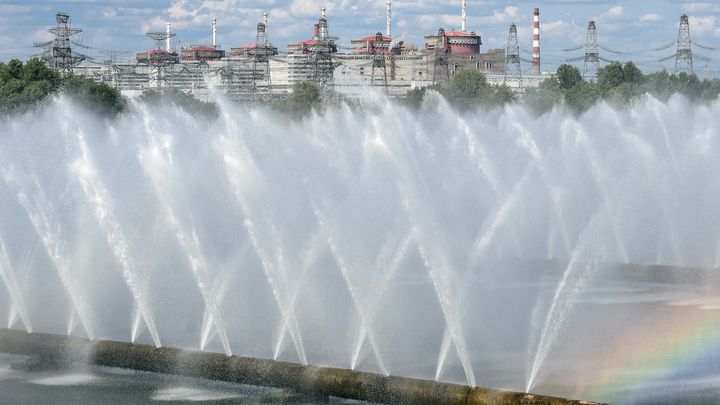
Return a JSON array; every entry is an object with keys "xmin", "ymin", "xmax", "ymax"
[{"xmin": 0, "ymin": 91, "xmax": 718, "ymax": 397}]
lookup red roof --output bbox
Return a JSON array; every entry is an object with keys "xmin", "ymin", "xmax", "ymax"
[
  {"xmin": 445, "ymin": 31, "xmax": 480, "ymax": 37},
  {"xmin": 144, "ymin": 49, "xmax": 177, "ymax": 54},
  {"xmin": 186, "ymin": 46, "xmax": 218, "ymax": 51},
  {"xmin": 359, "ymin": 35, "xmax": 391, "ymax": 41}
]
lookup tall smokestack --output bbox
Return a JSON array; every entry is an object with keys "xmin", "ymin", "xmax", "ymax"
[
  {"xmin": 166, "ymin": 22, "xmax": 171, "ymax": 51},
  {"xmin": 212, "ymin": 17, "xmax": 217, "ymax": 47},
  {"xmin": 532, "ymin": 8, "xmax": 541, "ymax": 75},
  {"xmin": 386, "ymin": 0, "xmax": 392, "ymax": 38},
  {"xmin": 264, "ymin": 12, "xmax": 268, "ymax": 31},
  {"xmin": 318, "ymin": 8, "xmax": 328, "ymax": 40},
  {"xmin": 461, "ymin": 0, "xmax": 467, "ymax": 33}
]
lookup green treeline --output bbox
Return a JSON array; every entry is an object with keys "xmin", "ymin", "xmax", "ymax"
[
  {"xmin": 405, "ymin": 62, "xmax": 720, "ymax": 114},
  {"xmin": 138, "ymin": 88, "xmax": 220, "ymax": 120},
  {"xmin": 2, "ymin": 57, "xmax": 720, "ymax": 119},
  {"xmin": 405, "ymin": 70, "xmax": 515, "ymax": 111},
  {"xmin": 525, "ymin": 62, "xmax": 720, "ymax": 114},
  {"xmin": 0, "ymin": 59, "xmax": 126, "ymax": 118}
]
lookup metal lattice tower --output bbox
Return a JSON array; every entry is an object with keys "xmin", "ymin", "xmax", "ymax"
[
  {"xmin": 433, "ymin": 28, "xmax": 450, "ymax": 86},
  {"xmin": 582, "ymin": 21, "xmax": 600, "ymax": 78},
  {"xmin": 33, "ymin": 12, "xmax": 87, "ymax": 77},
  {"xmin": 310, "ymin": 8, "xmax": 337, "ymax": 86},
  {"xmin": 675, "ymin": 14, "xmax": 693, "ymax": 74},
  {"xmin": 370, "ymin": 33, "xmax": 388, "ymax": 91},
  {"xmin": 144, "ymin": 30, "xmax": 177, "ymax": 88},
  {"xmin": 655, "ymin": 14, "xmax": 715, "ymax": 75},
  {"xmin": 146, "ymin": 31, "xmax": 175, "ymax": 52},
  {"xmin": 251, "ymin": 13, "xmax": 276, "ymax": 93},
  {"xmin": 564, "ymin": 20, "xmax": 618, "ymax": 79},
  {"xmin": 504, "ymin": 24, "xmax": 522, "ymax": 89},
  {"xmin": 100, "ymin": 50, "xmax": 129, "ymax": 66}
]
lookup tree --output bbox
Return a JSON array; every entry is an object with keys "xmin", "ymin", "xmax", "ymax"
[
  {"xmin": 556, "ymin": 64, "xmax": 583, "ymax": 91},
  {"xmin": 622, "ymin": 62, "xmax": 643, "ymax": 84},
  {"xmin": 700, "ymin": 78, "xmax": 720, "ymax": 101},
  {"xmin": 0, "ymin": 60, "xmax": 24, "ymax": 82},
  {"xmin": 443, "ymin": 69, "xmax": 491, "ymax": 108},
  {"xmin": 492, "ymin": 84, "xmax": 516, "ymax": 105},
  {"xmin": 597, "ymin": 62, "xmax": 626, "ymax": 89},
  {"xmin": 643, "ymin": 71, "xmax": 703, "ymax": 101},
  {"xmin": 404, "ymin": 85, "xmax": 441, "ymax": 110},
  {"xmin": 0, "ymin": 59, "xmax": 128, "ymax": 117},
  {"xmin": 525, "ymin": 85, "xmax": 562, "ymax": 115},
  {"xmin": 62, "ymin": 75, "xmax": 127, "ymax": 118},
  {"xmin": 674, "ymin": 72, "xmax": 702, "ymax": 100},
  {"xmin": 405, "ymin": 86, "xmax": 429, "ymax": 110},
  {"xmin": 565, "ymin": 81, "xmax": 600, "ymax": 114},
  {"xmin": 440, "ymin": 70, "xmax": 515, "ymax": 110},
  {"xmin": 0, "ymin": 59, "xmax": 62, "ymax": 115},
  {"xmin": 279, "ymin": 82, "xmax": 322, "ymax": 116},
  {"xmin": 138, "ymin": 88, "xmax": 218, "ymax": 119},
  {"xmin": 596, "ymin": 61, "xmax": 645, "ymax": 105}
]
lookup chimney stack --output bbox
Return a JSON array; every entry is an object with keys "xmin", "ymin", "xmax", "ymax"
[
  {"xmin": 318, "ymin": 8, "xmax": 328, "ymax": 40},
  {"xmin": 461, "ymin": 0, "xmax": 467, "ymax": 33},
  {"xmin": 166, "ymin": 22, "xmax": 171, "ymax": 51},
  {"xmin": 386, "ymin": 0, "xmax": 392, "ymax": 38},
  {"xmin": 212, "ymin": 17, "xmax": 217, "ymax": 47},
  {"xmin": 532, "ymin": 8, "xmax": 541, "ymax": 75}
]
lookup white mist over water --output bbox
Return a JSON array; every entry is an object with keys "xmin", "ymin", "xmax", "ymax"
[{"xmin": 1, "ymin": 92, "xmax": 720, "ymax": 403}]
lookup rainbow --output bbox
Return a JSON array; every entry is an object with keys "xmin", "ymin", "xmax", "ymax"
[{"xmin": 581, "ymin": 304, "xmax": 720, "ymax": 404}]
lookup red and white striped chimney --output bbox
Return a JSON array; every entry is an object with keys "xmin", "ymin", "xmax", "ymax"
[{"xmin": 532, "ymin": 8, "xmax": 541, "ymax": 75}]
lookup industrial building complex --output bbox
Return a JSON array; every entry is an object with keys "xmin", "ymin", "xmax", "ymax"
[{"xmin": 31, "ymin": 2, "xmax": 710, "ymax": 100}]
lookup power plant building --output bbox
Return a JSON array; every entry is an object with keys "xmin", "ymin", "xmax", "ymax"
[
  {"xmin": 69, "ymin": 4, "xmax": 547, "ymax": 99},
  {"xmin": 180, "ymin": 46, "xmax": 225, "ymax": 62}
]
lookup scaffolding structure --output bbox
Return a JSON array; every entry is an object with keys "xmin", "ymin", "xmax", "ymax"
[
  {"xmin": 310, "ymin": 8, "xmax": 338, "ymax": 86},
  {"xmin": 250, "ymin": 13, "xmax": 278, "ymax": 93},
  {"xmin": 370, "ymin": 33, "xmax": 388, "ymax": 91}
]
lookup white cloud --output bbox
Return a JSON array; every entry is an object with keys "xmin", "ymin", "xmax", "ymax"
[
  {"xmin": 543, "ymin": 20, "xmax": 567, "ymax": 33},
  {"xmin": 494, "ymin": 6, "xmax": 519, "ymax": 21},
  {"xmin": 639, "ymin": 14, "xmax": 661, "ymax": 24},
  {"xmin": 593, "ymin": 6, "xmax": 624, "ymax": 23},
  {"xmin": 689, "ymin": 15, "xmax": 716, "ymax": 34},
  {"xmin": 168, "ymin": 0, "xmax": 199, "ymax": 19},
  {"xmin": 683, "ymin": 3, "xmax": 720, "ymax": 12},
  {"xmin": 290, "ymin": 0, "xmax": 325, "ymax": 17},
  {"xmin": 608, "ymin": 6, "xmax": 624, "ymax": 18}
]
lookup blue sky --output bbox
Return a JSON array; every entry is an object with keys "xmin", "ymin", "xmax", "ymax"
[{"xmin": 1, "ymin": 1, "xmax": 719, "ymax": 75}]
